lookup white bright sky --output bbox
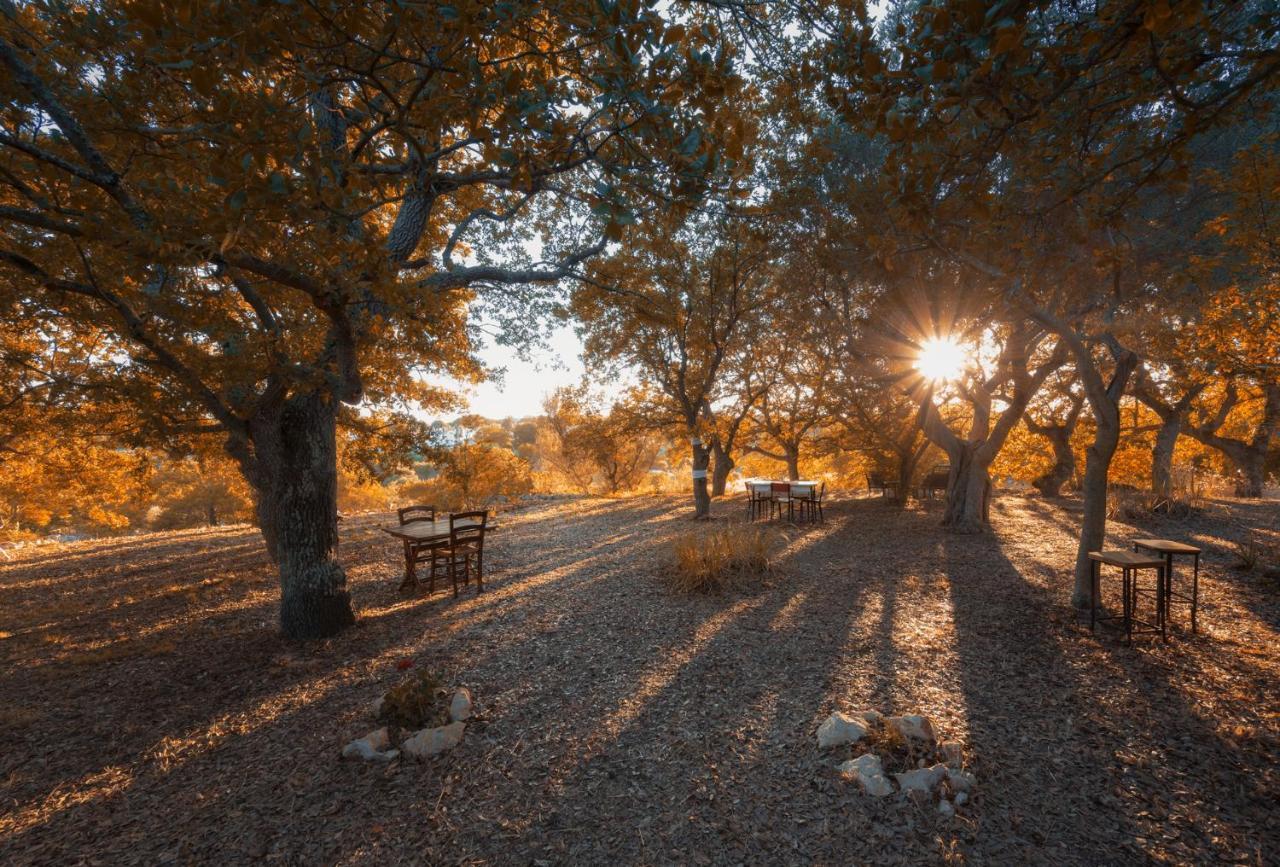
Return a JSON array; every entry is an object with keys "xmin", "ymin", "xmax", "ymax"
[{"xmin": 459, "ymin": 325, "xmax": 588, "ymax": 419}]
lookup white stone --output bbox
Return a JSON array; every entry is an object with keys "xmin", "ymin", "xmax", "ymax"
[
  {"xmin": 856, "ymin": 709, "xmax": 884, "ymax": 726},
  {"xmin": 946, "ymin": 768, "xmax": 976, "ymax": 792},
  {"xmin": 955, "ymin": 791, "xmax": 969, "ymax": 806},
  {"xmin": 837, "ymin": 753, "xmax": 894, "ymax": 797},
  {"xmin": 895, "ymin": 763, "xmax": 947, "ymax": 794},
  {"xmin": 817, "ymin": 712, "xmax": 869, "ymax": 749},
  {"xmin": 449, "ymin": 688, "xmax": 474, "ymax": 722},
  {"xmin": 402, "ymin": 721, "xmax": 465, "ymax": 759},
  {"xmin": 938, "ymin": 799, "xmax": 955, "ymax": 818},
  {"xmin": 888, "ymin": 714, "xmax": 936, "ymax": 744},
  {"xmin": 341, "ymin": 727, "xmax": 395, "ymax": 761}
]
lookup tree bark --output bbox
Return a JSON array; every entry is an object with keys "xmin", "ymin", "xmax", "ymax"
[
  {"xmin": 711, "ymin": 440, "xmax": 733, "ymax": 497},
  {"xmin": 1033, "ymin": 426, "xmax": 1075, "ymax": 498},
  {"xmin": 246, "ymin": 390, "xmax": 355, "ymax": 639},
  {"xmin": 784, "ymin": 444, "xmax": 801, "ymax": 481},
  {"xmin": 691, "ymin": 437, "xmax": 712, "ymax": 518},
  {"xmin": 1151, "ymin": 415, "xmax": 1181, "ymax": 500},
  {"xmin": 1184, "ymin": 382, "xmax": 1279, "ymax": 498},
  {"xmin": 1070, "ymin": 345, "xmax": 1139, "ymax": 608},
  {"xmin": 941, "ymin": 443, "xmax": 989, "ymax": 533},
  {"xmin": 1026, "ymin": 407, "xmax": 1080, "ymax": 498}
]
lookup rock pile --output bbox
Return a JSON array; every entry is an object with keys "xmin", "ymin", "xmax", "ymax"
[
  {"xmin": 816, "ymin": 709, "xmax": 975, "ymax": 814},
  {"xmin": 342, "ymin": 686, "xmax": 474, "ymax": 762}
]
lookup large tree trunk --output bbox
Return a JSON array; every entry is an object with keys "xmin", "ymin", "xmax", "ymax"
[
  {"xmin": 248, "ymin": 390, "xmax": 355, "ymax": 639},
  {"xmin": 691, "ymin": 437, "xmax": 712, "ymax": 518},
  {"xmin": 784, "ymin": 444, "xmax": 801, "ymax": 481},
  {"xmin": 1032, "ymin": 425, "xmax": 1076, "ymax": 498},
  {"xmin": 1151, "ymin": 415, "xmax": 1181, "ymax": 500},
  {"xmin": 1069, "ymin": 346, "xmax": 1139, "ymax": 609},
  {"xmin": 942, "ymin": 443, "xmax": 989, "ymax": 533},
  {"xmin": 893, "ymin": 443, "xmax": 925, "ymax": 509},
  {"xmin": 1073, "ymin": 415, "xmax": 1122, "ymax": 607},
  {"xmin": 711, "ymin": 440, "xmax": 733, "ymax": 497}
]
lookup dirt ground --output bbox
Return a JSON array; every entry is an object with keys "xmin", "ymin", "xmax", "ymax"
[{"xmin": 1, "ymin": 492, "xmax": 1277, "ymax": 866}]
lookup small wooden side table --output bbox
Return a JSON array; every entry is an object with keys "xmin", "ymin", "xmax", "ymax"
[
  {"xmin": 1133, "ymin": 539, "xmax": 1202, "ymax": 633},
  {"xmin": 1088, "ymin": 551, "xmax": 1167, "ymax": 642}
]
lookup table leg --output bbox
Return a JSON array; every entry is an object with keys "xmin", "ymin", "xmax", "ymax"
[
  {"xmin": 1123, "ymin": 567, "xmax": 1133, "ymax": 643},
  {"xmin": 1158, "ymin": 565, "xmax": 1166, "ymax": 641},
  {"xmin": 1090, "ymin": 560, "xmax": 1099, "ymax": 632},
  {"xmin": 1192, "ymin": 554, "xmax": 1199, "ymax": 634},
  {"xmin": 399, "ymin": 540, "xmax": 417, "ymax": 591}
]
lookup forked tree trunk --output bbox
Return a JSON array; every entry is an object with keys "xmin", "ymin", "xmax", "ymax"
[
  {"xmin": 248, "ymin": 390, "xmax": 355, "ymax": 639},
  {"xmin": 1031, "ymin": 424, "xmax": 1076, "ymax": 498},
  {"xmin": 1069, "ymin": 347, "xmax": 1139, "ymax": 609},
  {"xmin": 711, "ymin": 440, "xmax": 733, "ymax": 497},
  {"xmin": 691, "ymin": 437, "xmax": 712, "ymax": 518}
]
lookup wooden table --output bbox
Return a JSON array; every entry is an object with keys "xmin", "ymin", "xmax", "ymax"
[
  {"xmin": 381, "ymin": 518, "xmax": 490, "ymax": 591},
  {"xmin": 746, "ymin": 480, "xmax": 820, "ymax": 521},
  {"xmin": 1088, "ymin": 550, "xmax": 1167, "ymax": 642},
  {"xmin": 1133, "ymin": 538, "xmax": 1202, "ymax": 633}
]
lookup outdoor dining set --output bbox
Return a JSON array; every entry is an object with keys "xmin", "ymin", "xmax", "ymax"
[
  {"xmin": 1087, "ymin": 539, "xmax": 1202, "ymax": 643},
  {"xmin": 380, "ymin": 506, "xmax": 491, "ymax": 597},
  {"xmin": 744, "ymin": 479, "xmax": 826, "ymax": 522}
]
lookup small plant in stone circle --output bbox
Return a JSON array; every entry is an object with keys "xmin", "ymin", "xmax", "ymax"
[
  {"xmin": 340, "ymin": 666, "xmax": 475, "ymax": 764},
  {"xmin": 378, "ymin": 669, "xmax": 450, "ymax": 730},
  {"xmin": 816, "ymin": 709, "xmax": 976, "ymax": 816}
]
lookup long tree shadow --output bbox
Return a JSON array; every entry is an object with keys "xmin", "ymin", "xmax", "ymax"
[{"xmin": 944, "ymin": 497, "xmax": 1276, "ymax": 865}]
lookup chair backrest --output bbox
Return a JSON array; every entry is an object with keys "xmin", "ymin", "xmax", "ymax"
[
  {"xmin": 398, "ymin": 504, "xmax": 435, "ymax": 526},
  {"xmin": 450, "ymin": 510, "xmax": 488, "ymax": 546},
  {"xmin": 867, "ymin": 472, "xmax": 885, "ymax": 489},
  {"xmin": 771, "ymin": 482, "xmax": 790, "ymax": 495},
  {"xmin": 816, "ymin": 482, "xmax": 826, "ymax": 500}
]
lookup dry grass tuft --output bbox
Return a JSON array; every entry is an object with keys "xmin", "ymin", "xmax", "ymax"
[{"xmin": 666, "ymin": 524, "xmax": 776, "ymax": 594}]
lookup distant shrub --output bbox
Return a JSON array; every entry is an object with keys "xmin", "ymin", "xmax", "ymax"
[
  {"xmin": 378, "ymin": 669, "xmax": 449, "ymax": 730},
  {"xmin": 667, "ymin": 524, "xmax": 776, "ymax": 594}
]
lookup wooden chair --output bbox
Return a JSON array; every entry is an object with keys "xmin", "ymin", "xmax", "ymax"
[
  {"xmin": 398, "ymin": 504, "xmax": 436, "ymax": 525},
  {"xmin": 795, "ymin": 482, "xmax": 825, "ymax": 522},
  {"xmin": 430, "ymin": 511, "xmax": 489, "ymax": 597},
  {"xmin": 397, "ymin": 505, "xmax": 443, "ymax": 592},
  {"xmin": 867, "ymin": 472, "xmax": 896, "ymax": 498},
  {"xmin": 770, "ymin": 482, "xmax": 793, "ymax": 521},
  {"xmin": 745, "ymin": 482, "xmax": 771, "ymax": 521}
]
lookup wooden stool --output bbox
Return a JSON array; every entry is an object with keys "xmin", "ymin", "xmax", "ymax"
[
  {"xmin": 1088, "ymin": 551, "xmax": 1166, "ymax": 642},
  {"xmin": 1133, "ymin": 539, "xmax": 1202, "ymax": 633}
]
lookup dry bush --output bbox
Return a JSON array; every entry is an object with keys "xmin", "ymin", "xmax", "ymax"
[
  {"xmin": 377, "ymin": 669, "xmax": 450, "ymax": 730},
  {"xmin": 667, "ymin": 524, "xmax": 776, "ymax": 594},
  {"xmin": 1108, "ymin": 487, "xmax": 1202, "ymax": 521},
  {"xmin": 1230, "ymin": 520, "xmax": 1280, "ymax": 573}
]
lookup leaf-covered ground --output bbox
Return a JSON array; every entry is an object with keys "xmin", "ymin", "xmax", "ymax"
[{"xmin": 1, "ymin": 493, "xmax": 1277, "ymax": 865}]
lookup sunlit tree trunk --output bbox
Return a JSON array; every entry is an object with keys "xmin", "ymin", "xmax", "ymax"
[
  {"xmin": 784, "ymin": 444, "xmax": 801, "ymax": 481},
  {"xmin": 242, "ymin": 390, "xmax": 354, "ymax": 639},
  {"xmin": 1065, "ymin": 340, "xmax": 1138, "ymax": 608},
  {"xmin": 692, "ymin": 437, "xmax": 712, "ymax": 518},
  {"xmin": 1151, "ymin": 416, "xmax": 1181, "ymax": 500},
  {"xmin": 1026, "ymin": 400, "xmax": 1081, "ymax": 498},
  {"xmin": 1184, "ymin": 382, "xmax": 1279, "ymax": 498},
  {"xmin": 711, "ymin": 440, "xmax": 733, "ymax": 496}
]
